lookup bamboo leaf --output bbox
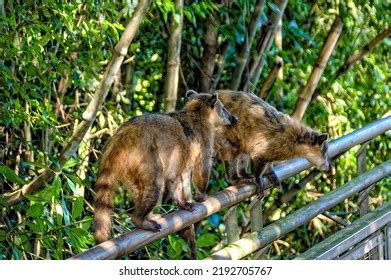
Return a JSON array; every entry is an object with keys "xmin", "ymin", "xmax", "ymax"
[
  {"xmin": 0, "ymin": 164, "xmax": 27, "ymax": 185},
  {"xmin": 27, "ymin": 203, "xmax": 44, "ymax": 218}
]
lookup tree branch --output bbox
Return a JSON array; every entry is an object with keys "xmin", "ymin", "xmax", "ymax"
[
  {"xmin": 292, "ymin": 17, "xmax": 343, "ymax": 120},
  {"xmin": 229, "ymin": 0, "xmax": 266, "ymax": 91},
  {"xmin": 311, "ymin": 26, "xmax": 391, "ymax": 103},
  {"xmin": 243, "ymin": 0, "xmax": 288, "ymax": 92},
  {"xmin": 210, "ymin": 42, "xmax": 230, "ymax": 91},
  {"xmin": 259, "ymin": 56, "xmax": 283, "ymax": 99},
  {"xmin": 163, "ymin": 0, "xmax": 184, "ymax": 112},
  {"xmin": 336, "ymin": 26, "xmax": 391, "ymax": 79},
  {"xmin": 200, "ymin": 17, "xmax": 218, "ymax": 92}
]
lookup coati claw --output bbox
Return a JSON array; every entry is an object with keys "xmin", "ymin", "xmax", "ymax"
[
  {"xmin": 150, "ymin": 221, "xmax": 161, "ymax": 232},
  {"xmin": 142, "ymin": 220, "xmax": 161, "ymax": 232},
  {"xmin": 230, "ymin": 174, "xmax": 256, "ymax": 186},
  {"xmin": 266, "ymin": 170, "xmax": 282, "ymax": 190},
  {"xmin": 182, "ymin": 202, "xmax": 195, "ymax": 212},
  {"xmin": 195, "ymin": 193, "xmax": 207, "ymax": 202}
]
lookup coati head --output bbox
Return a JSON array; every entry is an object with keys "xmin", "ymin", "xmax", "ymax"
[
  {"xmin": 295, "ymin": 131, "xmax": 331, "ymax": 172},
  {"xmin": 185, "ymin": 90, "xmax": 238, "ymax": 126}
]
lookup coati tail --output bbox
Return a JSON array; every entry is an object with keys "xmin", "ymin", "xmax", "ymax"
[
  {"xmin": 178, "ymin": 224, "xmax": 196, "ymax": 259},
  {"xmin": 94, "ymin": 172, "xmax": 115, "ymax": 244}
]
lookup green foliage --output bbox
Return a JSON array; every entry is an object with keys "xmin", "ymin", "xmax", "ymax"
[{"xmin": 0, "ymin": 0, "xmax": 390, "ymax": 260}]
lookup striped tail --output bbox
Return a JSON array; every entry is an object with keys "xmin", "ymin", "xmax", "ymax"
[{"xmin": 94, "ymin": 173, "xmax": 115, "ymax": 244}]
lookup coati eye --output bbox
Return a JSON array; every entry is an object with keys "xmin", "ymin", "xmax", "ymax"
[{"xmin": 317, "ymin": 133, "xmax": 328, "ymax": 145}]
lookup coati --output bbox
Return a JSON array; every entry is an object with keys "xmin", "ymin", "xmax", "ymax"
[
  {"xmin": 93, "ymin": 90, "xmax": 238, "ymax": 251},
  {"xmin": 215, "ymin": 90, "xmax": 330, "ymax": 195}
]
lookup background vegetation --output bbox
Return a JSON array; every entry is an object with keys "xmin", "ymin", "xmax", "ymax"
[{"xmin": 0, "ymin": 0, "xmax": 390, "ymax": 260}]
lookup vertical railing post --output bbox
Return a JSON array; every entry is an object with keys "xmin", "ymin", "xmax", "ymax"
[
  {"xmin": 386, "ymin": 224, "xmax": 391, "ymax": 260},
  {"xmin": 250, "ymin": 197, "xmax": 268, "ymax": 259},
  {"xmin": 224, "ymin": 205, "xmax": 239, "ymax": 244},
  {"xmin": 356, "ymin": 141, "xmax": 370, "ymax": 216},
  {"xmin": 250, "ymin": 197, "xmax": 263, "ymax": 232}
]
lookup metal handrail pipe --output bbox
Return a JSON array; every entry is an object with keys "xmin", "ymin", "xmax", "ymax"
[
  {"xmin": 295, "ymin": 201, "xmax": 391, "ymax": 260},
  {"xmin": 208, "ymin": 161, "xmax": 391, "ymax": 260},
  {"xmin": 69, "ymin": 116, "xmax": 391, "ymax": 260}
]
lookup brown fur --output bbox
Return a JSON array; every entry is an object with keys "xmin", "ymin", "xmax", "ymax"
[
  {"xmin": 215, "ymin": 90, "xmax": 330, "ymax": 195},
  {"xmin": 94, "ymin": 91, "xmax": 237, "ymax": 258}
]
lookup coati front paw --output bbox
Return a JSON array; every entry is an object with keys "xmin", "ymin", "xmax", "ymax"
[
  {"xmin": 149, "ymin": 220, "xmax": 162, "ymax": 232},
  {"xmin": 266, "ymin": 171, "xmax": 282, "ymax": 190},
  {"xmin": 139, "ymin": 219, "xmax": 161, "ymax": 232},
  {"xmin": 181, "ymin": 202, "xmax": 195, "ymax": 212},
  {"xmin": 195, "ymin": 193, "xmax": 207, "ymax": 202},
  {"xmin": 230, "ymin": 175, "xmax": 256, "ymax": 186}
]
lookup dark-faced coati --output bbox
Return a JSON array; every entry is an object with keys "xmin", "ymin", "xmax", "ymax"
[
  {"xmin": 93, "ymin": 90, "xmax": 238, "ymax": 250},
  {"xmin": 215, "ymin": 90, "xmax": 330, "ymax": 195}
]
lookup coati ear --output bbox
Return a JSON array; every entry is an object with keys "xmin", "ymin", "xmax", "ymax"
[
  {"xmin": 317, "ymin": 133, "xmax": 328, "ymax": 145},
  {"xmin": 186, "ymin": 90, "xmax": 199, "ymax": 100},
  {"xmin": 208, "ymin": 93, "xmax": 219, "ymax": 108}
]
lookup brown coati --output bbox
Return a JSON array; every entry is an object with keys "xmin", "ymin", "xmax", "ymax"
[
  {"xmin": 215, "ymin": 90, "xmax": 330, "ymax": 195},
  {"xmin": 93, "ymin": 90, "xmax": 237, "ymax": 254}
]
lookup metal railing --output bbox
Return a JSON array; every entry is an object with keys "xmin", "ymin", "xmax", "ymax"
[
  {"xmin": 208, "ymin": 161, "xmax": 391, "ymax": 259},
  {"xmin": 69, "ymin": 116, "xmax": 391, "ymax": 260},
  {"xmin": 295, "ymin": 201, "xmax": 391, "ymax": 260}
]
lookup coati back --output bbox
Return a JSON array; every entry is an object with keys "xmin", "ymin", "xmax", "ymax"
[
  {"xmin": 215, "ymin": 90, "xmax": 330, "ymax": 194},
  {"xmin": 94, "ymin": 91, "xmax": 237, "ymax": 257}
]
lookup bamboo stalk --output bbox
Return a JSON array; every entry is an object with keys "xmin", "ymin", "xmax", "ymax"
[
  {"xmin": 356, "ymin": 142, "xmax": 370, "ymax": 216},
  {"xmin": 124, "ymin": 61, "xmax": 135, "ymax": 109},
  {"xmin": 250, "ymin": 197, "xmax": 263, "ymax": 232},
  {"xmin": 311, "ymin": 27, "xmax": 391, "ymax": 103},
  {"xmin": 163, "ymin": 0, "xmax": 184, "ymax": 112},
  {"xmin": 23, "ymin": 103, "xmax": 34, "ymax": 175},
  {"xmin": 292, "ymin": 17, "xmax": 343, "ymax": 120},
  {"xmin": 336, "ymin": 27, "xmax": 391, "ymax": 78},
  {"xmin": 244, "ymin": 0, "xmax": 288, "ymax": 91},
  {"xmin": 259, "ymin": 56, "xmax": 283, "ymax": 99},
  {"xmin": 1, "ymin": 0, "xmax": 152, "ymax": 206},
  {"xmin": 229, "ymin": 0, "xmax": 266, "ymax": 90},
  {"xmin": 200, "ymin": 17, "xmax": 218, "ymax": 92},
  {"xmin": 210, "ymin": 43, "xmax": 230, "ymax": 91},
  {"xmin": 0, "ymin": 0, "xmax": 5, "ymax": 16},
  {"xmin": 224, "ymin": 206, "xmax": 239, "ymax": 244},
  {"xmin": 274, "ymin": 17, "xmax": 283, "ymax": 100}
]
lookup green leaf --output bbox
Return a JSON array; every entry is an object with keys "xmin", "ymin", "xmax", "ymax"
[
  {"xmin": 66, "ymin": 174, "xmax": 84, "ymax": 187},
  {"xmin": 62, "ymin": 158, "xmax": 79, "ymax": 170},
  {"xmin": 27, "ymin": 219, "xmax": 46, "ymax": 233},
  {"xmin": 0, "ymin": 195, "xmax": 9, "ymax": 209},
  {"xmin": 0, "ymin": 230, "xmax": 6, "ymax": 241},
  {"xmin": 25, "ymin": 175, "xmax": 61, "ymax": 203},
  {"xmin": 61, "ymin": 196, "xmax": 71, "ymax": 225},
  {"xmin": 0, "ymin": 164, "xmax": 27, "ymax": 185},
  {"xmin": 168, "ymin": 235, "xmax": 185, "ymax": 257},
  {"xmin": 72, "ymin": 197, "xmax": 84, "ymax": 221},
  {"xmin": 27, "ymin": 203, "xmax": 44, "ymax": 218},
  {"xmin": 196, "ymin": 233, "xmax": 218, "ymax": 247},
  {"xmin": 64, "ymin": 175, "xmax": 80, "ymax": 196}
]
